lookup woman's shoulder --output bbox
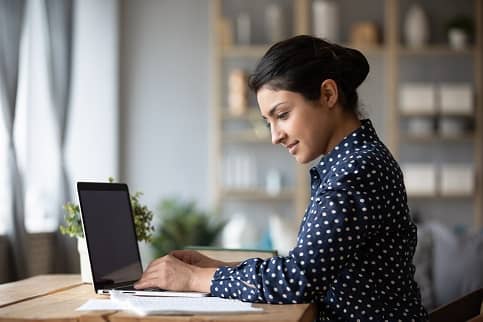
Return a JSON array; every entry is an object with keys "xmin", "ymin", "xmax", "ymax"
[{"xmin": 321, "ymin": 147, "xmax": 402, "ymax": 193}]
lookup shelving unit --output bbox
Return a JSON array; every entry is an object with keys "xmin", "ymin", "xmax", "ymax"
[
  {"xmin": 211, "ymin": 0, "xmax": 483, "ymax": 242},
  {"xmin": 389, "ymin": 0, "xmax": 482, "ymax": 228}
]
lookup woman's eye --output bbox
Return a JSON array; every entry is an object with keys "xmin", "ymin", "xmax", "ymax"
[
  {"xmin": 278, "ymin": 112, "xmax": 289, "ymax": 120},
  {"xmin": 265, "ymin": 121, "xmax": 271, "ymax": 129}
]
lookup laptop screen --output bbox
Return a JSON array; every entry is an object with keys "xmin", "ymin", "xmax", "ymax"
[{"xmin": 77, "ymin": 183, "xmax": 143, "ymax": 289}]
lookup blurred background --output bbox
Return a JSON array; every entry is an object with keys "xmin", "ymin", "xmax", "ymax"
[{"xmin": 0, "ymin": 0, "xmax": 482, "ymax": 312}]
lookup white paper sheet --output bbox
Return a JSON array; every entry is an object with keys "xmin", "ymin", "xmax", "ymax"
[
  {"xmin": 76, "ymin": 293, "xmax": 263, "ymax": 316},
  {"xmin": 76, "ymin": 299, "xmax": 126, "ymax": 311}
]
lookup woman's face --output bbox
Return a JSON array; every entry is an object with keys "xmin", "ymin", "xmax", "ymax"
[{"xmin": 257, "ymin": 85, "xmax": 336, "ymax": 164}]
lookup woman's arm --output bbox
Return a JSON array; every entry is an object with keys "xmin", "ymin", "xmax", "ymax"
[
  {"xmin": 133, "ymin": 250, "xmax": 242, "ymax": 292},
  {"xmin": 171, "ymin": 249, "xmax": 241, "ymax": 268}
]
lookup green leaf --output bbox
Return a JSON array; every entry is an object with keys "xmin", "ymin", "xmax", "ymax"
[
  {"xmin": 59, "ymin": 178, "xmax": 154, "ymax": 242},
  {"xmin": 151, "ymin": 197, "xmax": 225, "ymax": 257}
]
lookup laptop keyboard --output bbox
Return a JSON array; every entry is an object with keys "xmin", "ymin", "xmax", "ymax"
[{"xmin": 114, "ymin": 285, "xmax": 164, "ymax": 292}]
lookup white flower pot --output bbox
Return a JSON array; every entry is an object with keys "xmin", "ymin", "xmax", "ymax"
[
  {"xmin": 404, "ymin": 4, "xmax": 429, "ymax": 48},
  {"xmin": 77, "ymin": 237, "xmax": 93, "ymax": 283}
]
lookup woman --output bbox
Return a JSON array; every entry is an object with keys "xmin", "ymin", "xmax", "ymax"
[{"xmin": 135, "ymin": 35, "xmax": 429, "ymax": 321}]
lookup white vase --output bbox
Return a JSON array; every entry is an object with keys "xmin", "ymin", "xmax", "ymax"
[
  {"xmin": 312, "ymin": 0, "xmax": 339, "ymax": 42},
  {"xmin": 236, "ymin": 12, "xmax": 251, "ymax": 45},
  {"xmin": 221, "ymin": 213, "xmax": 258, "ymax": 248},
  {"xmin": 448, "ymin": 28, "xmax": 468, "ymax": 50},
  {"xmin": 77, "ymin": 237, "xmax": 93, "ymax": 283},
  {"xmin": 265, "ymin": 3, "xmax": 284, "ymax": 43},
  {"xmin": 269, "ymin": 214, "xmax": 297, "ymax": 256},
  {"xmin": 404, "ymin": 3, "xmax": 429, "ymax": 48}
]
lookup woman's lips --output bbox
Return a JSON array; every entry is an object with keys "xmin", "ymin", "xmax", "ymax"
[{"xmin": 287, "ymin": 142, "xmax": 299, "ymax": 154}]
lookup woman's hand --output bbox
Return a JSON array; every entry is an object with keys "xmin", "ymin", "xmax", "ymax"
[
  {"xmin": 133, "ymin": 254, "xmax": 217, "ymax": 292},
  {"xmin": 170, "ymin": 250, "xmax": 225, "ymax": 268}
]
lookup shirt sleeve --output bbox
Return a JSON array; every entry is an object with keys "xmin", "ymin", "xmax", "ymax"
[{"xmin": 210, "ymin": 188, "xmax": 374, "ymax": 304}]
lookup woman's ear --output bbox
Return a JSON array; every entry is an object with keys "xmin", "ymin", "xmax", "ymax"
[{"xmin": 320, "ymin": 79, "xmax": 338, "ymax": 109}]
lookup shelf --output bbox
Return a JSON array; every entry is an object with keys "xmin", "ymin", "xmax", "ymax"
[
  {"xmin": 222, "ymin": 45, "xmax": 271, "ymax": 57},
  {"xmin": 401, "ymin": 133, "xmax": 474, "ymax": 142},
  {"xmin": 223, "ymin": 131, "xmax": 271, "ymax": 143},
  {"xmin": 407, "ymin": 193, "xmax": 474, "ymax": 200},
  {"xmin": 399, "ymin": 111, "xmax": 474, "ymax": 118},
  {"xmin": 221, "ymin": 188, "xmax": 295, "ymax": 201},
  {"xmin": 213, "ymin": 0, "xmax": 483, "ymax": 228},
  {"xmin": 342, "ymin": 44, "xmax": 387, "ymax": 55},
  {"xmin": 222, "ymin": 44, "xmax": 387, "ymax": 58},
  {"xmin": 398, "ymin": 45, "xmax": 475, "ymax": 56},
  {"xmin": 398, "ymin": 110, "xmax": 438, "ymax": 117}
]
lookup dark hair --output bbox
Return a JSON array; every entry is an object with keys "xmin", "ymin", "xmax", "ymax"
[{"xmin": 248, "ymin": 35, "xmax": 369, "ymax": 112}]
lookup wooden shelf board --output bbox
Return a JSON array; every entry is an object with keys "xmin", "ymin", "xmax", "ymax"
[
  {"xmin": 342, "ymin": 43, "xmax": 387, "ymax": 55},
  {"xmin": 223, "ymin": 132, "xmax": 271, "ymax": 143},
  {"xmin": 222, "ymin": 44, "xmax": 386, "ymax": 58},
  {"xmin": 222, "ymin": 109, "xmax": 261, "ymax": 120},
  {"xmin": 401, "ymin": 134, "xmax": 475, "ymax": 142},
  {"xmin": 407, "ymin": 193, "xmax": 474, "ymax": 200},
  {"xmin": 399, "ymin": 111, "xmax": 474, "ymax": 118},
  {"xmin": 222, "ymin": 188, "xmax": 295, "ymax": 201},
  {"xmin": 222, "ymin": 45, "xmax": 271, "ymax": 57},
  {"xmin": 398, "ymin": 45, "xmax": 476, "ymax": 56},
  {"xmin": 399, "ymin": 110, "xmax": 437, "ymax": 117},
  {"xmin": 439, "ymin": 112, "xmax": 475, "ymax": 118}
]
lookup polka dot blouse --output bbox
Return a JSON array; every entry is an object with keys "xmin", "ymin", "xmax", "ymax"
[{"xmin": 211, "ymin": 119, "xmax": 428, "ymax": 321}]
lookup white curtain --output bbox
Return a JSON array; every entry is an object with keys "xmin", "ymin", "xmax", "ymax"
[
  {"xmin": 0, "ymin": 0, "xmax": 27, "ymax": 280},
  {"xmin": 16, "ymin": 0, "xmax": 75, "ymax": 270},
  {"xmin": 16, "ymin": 0, "xmax": 62, "ymax": 234},
  {"xmin": 44, "ymin": 0, "xmax": 75, "ymax": 272},
  {"xmin": 0, "ymin": 0, "xmax": 74, "ymax": 280}
]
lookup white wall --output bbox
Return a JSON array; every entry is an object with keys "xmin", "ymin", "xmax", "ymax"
[
  {"xmin": 120, "ymin": 0, "xmax": 212, "ymax": 212},
  {"xmin": 65, "ymin": 0, "xmax": 120, "ymax": 198}
]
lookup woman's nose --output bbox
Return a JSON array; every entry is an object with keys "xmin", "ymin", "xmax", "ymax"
[{"xmin": 271, "ymin": 125, "xmax": 285, "ymax": 145}]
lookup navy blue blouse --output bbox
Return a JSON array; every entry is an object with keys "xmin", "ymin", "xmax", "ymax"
[{"xmin": 211, "ymin": 119, "xmax": 428, "ymax": 321}]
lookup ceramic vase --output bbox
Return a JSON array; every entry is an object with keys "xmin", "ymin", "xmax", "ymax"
[
  {"xmin": 227, "ymin": 69, "xmax": 247, "ymax": 116},
  {"xmin": 77, "ymin": 237, "xmax": 93, "ymax": 283},
  {"xmin": 236, "ymin": 12, "xmax": 251, "ymax": 45},
  {"xmin": 404, "ymin": 3, "xmax": 429, "ymax": 48},
  {"xmin": 312, "ymin": 0, "xmax": 339, "ymax": 42},
  {"xmin": 265, "ymin": 3, "xmax": 284, "ymax": 43}
]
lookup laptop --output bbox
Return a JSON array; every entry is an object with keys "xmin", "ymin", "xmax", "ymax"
[{"xmin": 76, "ymin": 181, "xmax": 207, "ymax": 297}]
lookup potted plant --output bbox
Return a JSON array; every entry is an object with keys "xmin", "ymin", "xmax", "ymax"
[
  {"xmin": 446, "ymin": 15, "xmax": 474, "ymax": 50},
  {"xmin": 151, "ymin": 198, "xmax": 225, "ymax": 257},
  {"xmin": 59, "ymin": 178, "xmax": 154, "ymax": 283}
]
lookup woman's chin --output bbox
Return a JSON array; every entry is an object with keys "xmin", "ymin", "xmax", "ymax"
[
  {"xmin": 294, "ymin": 154, "xmax": 310, "ymax": 164},
  {"xmin": 295, "ymin": 152, "xmax": 322, "ymax": 165}
]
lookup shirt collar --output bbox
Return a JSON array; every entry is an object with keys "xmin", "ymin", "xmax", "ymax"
[{"xmin": 310, "ymin": 119, "xmax": 376, "ymax": 179}]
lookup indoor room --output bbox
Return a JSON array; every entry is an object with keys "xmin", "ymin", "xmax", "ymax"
[{"xmin": 0, "ymin": 0, "xmax": 482, "ymax": 321}]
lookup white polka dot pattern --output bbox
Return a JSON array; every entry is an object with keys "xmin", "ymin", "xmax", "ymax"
[{"xmin": 211, "ymin": 119, "xmax": 429, "ymax": 321}]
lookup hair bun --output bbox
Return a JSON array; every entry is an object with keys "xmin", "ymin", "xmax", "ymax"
[{"xmin": 336, "ymin": 46, "xmax": 369, "ymax": 90}]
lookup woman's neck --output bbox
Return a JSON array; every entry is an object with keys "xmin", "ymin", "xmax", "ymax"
[{"xmin": 325, "ymin": 112, "xmax": 361, "ymax": 154}]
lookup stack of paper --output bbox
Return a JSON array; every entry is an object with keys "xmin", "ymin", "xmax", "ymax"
[{"xmin": 77, "ymin": 291, "xmax": 263, "ymax": 316}]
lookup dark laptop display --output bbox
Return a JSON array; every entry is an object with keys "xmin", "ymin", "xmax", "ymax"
[
  {"xmin": 77, "ymin": 182, "xmax": 142, "ymax": 291},
  {"xmin": 77, "ymin": 182, "xmax": 207, "ymax": 297}
]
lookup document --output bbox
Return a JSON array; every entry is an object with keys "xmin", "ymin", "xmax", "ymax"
[
  {"xmin": 77, "ymin": 291, "xmax": 263, "ymax": 316},
  {"xmin": 76, "ymin": 299, "xmax": 125, "ymax": 311}
]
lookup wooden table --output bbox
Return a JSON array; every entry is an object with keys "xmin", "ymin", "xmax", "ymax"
[{"xmin": 0, "ymin": 275, "xmax": 317, "ymax": 322}]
